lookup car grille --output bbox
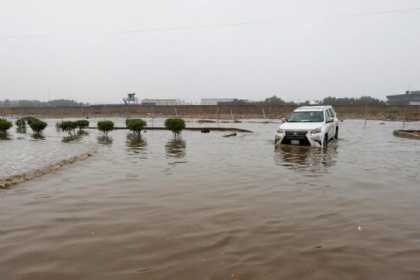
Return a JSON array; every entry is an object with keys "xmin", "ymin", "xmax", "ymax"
[
  {"xmin": 285, "ymin": 130, "xmax": 307, "ymax": 139},
  {"xmin": 282, "ymin": 130, "xmax": 310, "ymax": 145}
]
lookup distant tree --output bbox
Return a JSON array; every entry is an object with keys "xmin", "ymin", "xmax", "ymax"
[
  {"xmin": 216, "ymin": 99, "xmax": 249, "ymax": 105},
  {"xmin": 3, "ymin": 99, "xmax": 11, "ymax": 107},
  {"xmin": 358, "ymin": 96, "xmax": 386, "ymax": 105},
  {"xmin": 0, "ymin": 99, "xmax": 87, "ymax": 108},
  {"xmin": 264, "ymin": 95, "xmax": 286, "ymax": 104},
  {"xmin": 17, "ymin": 100, "xmax": 43, "ymax": 107},
  {"xmin": 299, "ymin": 100, "xmax": 311, "ymax": 106},
  {"xmin": 321, "ymin": 96, "xmax": 385, "ymax": 106},
  {"xmin": 47, "ymin": 99, "xmax": 85, "ymax": 107}
]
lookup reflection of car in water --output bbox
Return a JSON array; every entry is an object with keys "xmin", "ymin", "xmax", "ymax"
[
  {"xmin": 275, "ymin": 106, "xmax": 339, "ymax": 147},
  {"xmin": 274, "ymin": 144, "xmax": 337, "ymax": 172}
]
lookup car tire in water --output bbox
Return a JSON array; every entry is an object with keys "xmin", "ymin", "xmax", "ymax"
[{"xmin": 335, "ymin": 127, "xmax": 339, "ymax": 140}]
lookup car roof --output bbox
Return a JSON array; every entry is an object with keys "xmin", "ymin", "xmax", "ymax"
[{"xmin": 294, "ymin": 106, "xmax": 332, "ymax": 112}]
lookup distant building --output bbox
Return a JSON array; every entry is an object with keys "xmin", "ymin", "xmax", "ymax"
[
  {"xmin": 201, "ymin": 98, "xmax": 245, "ymax": 105},
  {"xmin": 141, "ymin": 99, "xmax": 183, "ymax": 106},
  {"xmin": 122, "ymin": 92, "xmax": 138, "ymax": 105},
  {"xmin": 387, "ymin": 91, "xmax": 420, "ymax": 105}
]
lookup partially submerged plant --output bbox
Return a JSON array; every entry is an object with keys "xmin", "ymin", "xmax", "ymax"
[
  {"xmin": 16, "ymin": 118, "xmax": 26, "ymax": 128},
  {"xmin": 76, "ymin": 120, "xmax": 89, "ymax": 132},
  {"xmin": 23, "ymin": 116, "xmax": 40, "ymax": 126},
  {"xmin": 15, "ymin": 118, "xmax": 27, "ymax": 134},
  {"xmin": 126, "ymin": 118, "xmax": 147, "ymax": 137},
  {"xmin": 0, "ymin": 118, "xmax": 13, "ymax": 136},
  {"xmin": 59, "ymin": 121, "xmax": 78, "ymax": 137},
  {"xmin": 28, "ymin": 119, "xmax": 47, "ymax": 135},
  {"xmin": 164, "ymin": 118, "xmax": 185, "ymax": 137},
  {"xmin": 97, "ymin": 120, "xmax": 114, "ymax": 136}
]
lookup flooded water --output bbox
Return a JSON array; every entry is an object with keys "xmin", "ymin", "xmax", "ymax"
[
  {"xmin": 1, "ymin": 119, "xmax": 420, "ymax": 279},
  {"xmin": 0, "ymin": 119, "xmax": 94, "ymax": 178}
]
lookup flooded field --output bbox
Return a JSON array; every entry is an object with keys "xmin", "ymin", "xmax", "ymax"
[
  {"xmin": 1, "ymin": 119, "xmax": 420, "ymax": 279},
  {"xmin": 0, "ymin": 120, "xmax": 96, "ymax": 178}
]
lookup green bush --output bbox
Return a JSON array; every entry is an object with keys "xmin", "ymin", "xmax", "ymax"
[
  {"xmin": 97, "ymin": 120, "xmax": 114, "ymax": 136},
  {"xmin": 29, "ymin": 119, "xmax": 47, "ymax": 134},
  {"xmin": 164, "ymin": 118, "xmax": 186, "ymax": 136},
  {"xmin": 59, "ymin": 121, "xmax": 78, "ymax": 136},
  {"xmin": 23, "ymin": 116, "xmax": 40, "ymax": 125},
  {"xmin": 0, "ymin": 118, "xmax": 13, "ymax": 133},
  {"xmin": 76, "ymin": 119, "xmax": 89, "ymax": 130},
  {"xmin": 16, "ymin": 118, "xmax": 26, "ymax": 128},
  {"xmin": 126, "ymin": 119, "xmax": 147, "ymax": 136}
]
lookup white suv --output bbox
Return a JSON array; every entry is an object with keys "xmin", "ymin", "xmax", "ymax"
[{"xmin": 275, "ymin": 106, "xmax": 339, "ymax": 147}]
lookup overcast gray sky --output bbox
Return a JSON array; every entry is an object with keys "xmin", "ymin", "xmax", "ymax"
[{"xmin": 1, "ymin": 0, "xmax": 420, "ymax": 104}]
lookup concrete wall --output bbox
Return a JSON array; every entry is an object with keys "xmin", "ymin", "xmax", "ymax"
[{"xmin": 1, "ymin": 104, "xmax": 420, "ymax": 120}]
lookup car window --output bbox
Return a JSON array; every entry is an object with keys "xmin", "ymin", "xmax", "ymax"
[
  {"xmin": 326, "ymin": 109, "xmax": 334, "ymax": 119},
  {"xmin": 287, "ymin": 111, "xmax": 324, "ymax": 122},
  {"xmin": 325, "ymin": 110, "xmax": 331, "ymax": 119}
]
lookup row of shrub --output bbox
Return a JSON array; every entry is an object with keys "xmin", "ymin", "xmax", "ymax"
[
  {"xmin": 0, "ymin": 117, "xmax": 48, "ymax": 135},
  {"xmin": 1, "ymin": 117, "xmax": 186, "ymax": 138},
  {"xmin": 54, "ymin": 118, "xmax": 185, "ymax": 142},
  {"xmin": 57, "ymin": 120, "xmax": 89, "ymax": 135},
  {"xmin": 96, "ymin": 118, "xmax": 186, "ymax": 137}
]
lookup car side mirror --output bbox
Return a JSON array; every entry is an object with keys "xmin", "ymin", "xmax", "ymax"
[{"xmin": 326, "ymin": 117, "xmax": 334, "ymax": 123}]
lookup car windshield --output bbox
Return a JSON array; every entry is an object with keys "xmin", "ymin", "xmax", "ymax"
[{"xmin": 287, "ymin": 111, "xmax": 324, "ymax": 123}]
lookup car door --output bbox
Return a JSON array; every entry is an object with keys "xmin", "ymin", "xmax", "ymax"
[
  {"xmin": 330, "ymin": 108, "xmax": 338, "ymax": 136},
  {"xmin": 325, "ymin": 109, "xmax": 335, "ymax": 140}
]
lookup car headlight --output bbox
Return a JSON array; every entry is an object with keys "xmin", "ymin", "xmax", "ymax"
[
  {"xmin": 310, "ymin": 128, "xmax": 321, "ymax": 134},
  {"xmin": 276, "ymin": 129, "xmax": 285, "ymax": 134}
]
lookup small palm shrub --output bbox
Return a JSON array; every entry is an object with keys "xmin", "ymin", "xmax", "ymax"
[
  {"xmin": 164, "ymin": 118, "xmax": 185, "ymax": 137},
  {"xmin": 126, "ymin": 119, "xmax": 147, "ymax": 137},
  {"xmin": 0, "ymin": 118, "xmax": 13, "ymax": 134},
  {"xmin": 97, "ymin": 120, "xmax": 114, "ymax": 136},
  {"xmin": 29, "ymin": 119, "xmax": 47, "ymax": 134}
]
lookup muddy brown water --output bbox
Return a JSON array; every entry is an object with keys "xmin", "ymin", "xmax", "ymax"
[{"xmin": 1, "ymin": 119, "xmax": 420, "ymax": 279}]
